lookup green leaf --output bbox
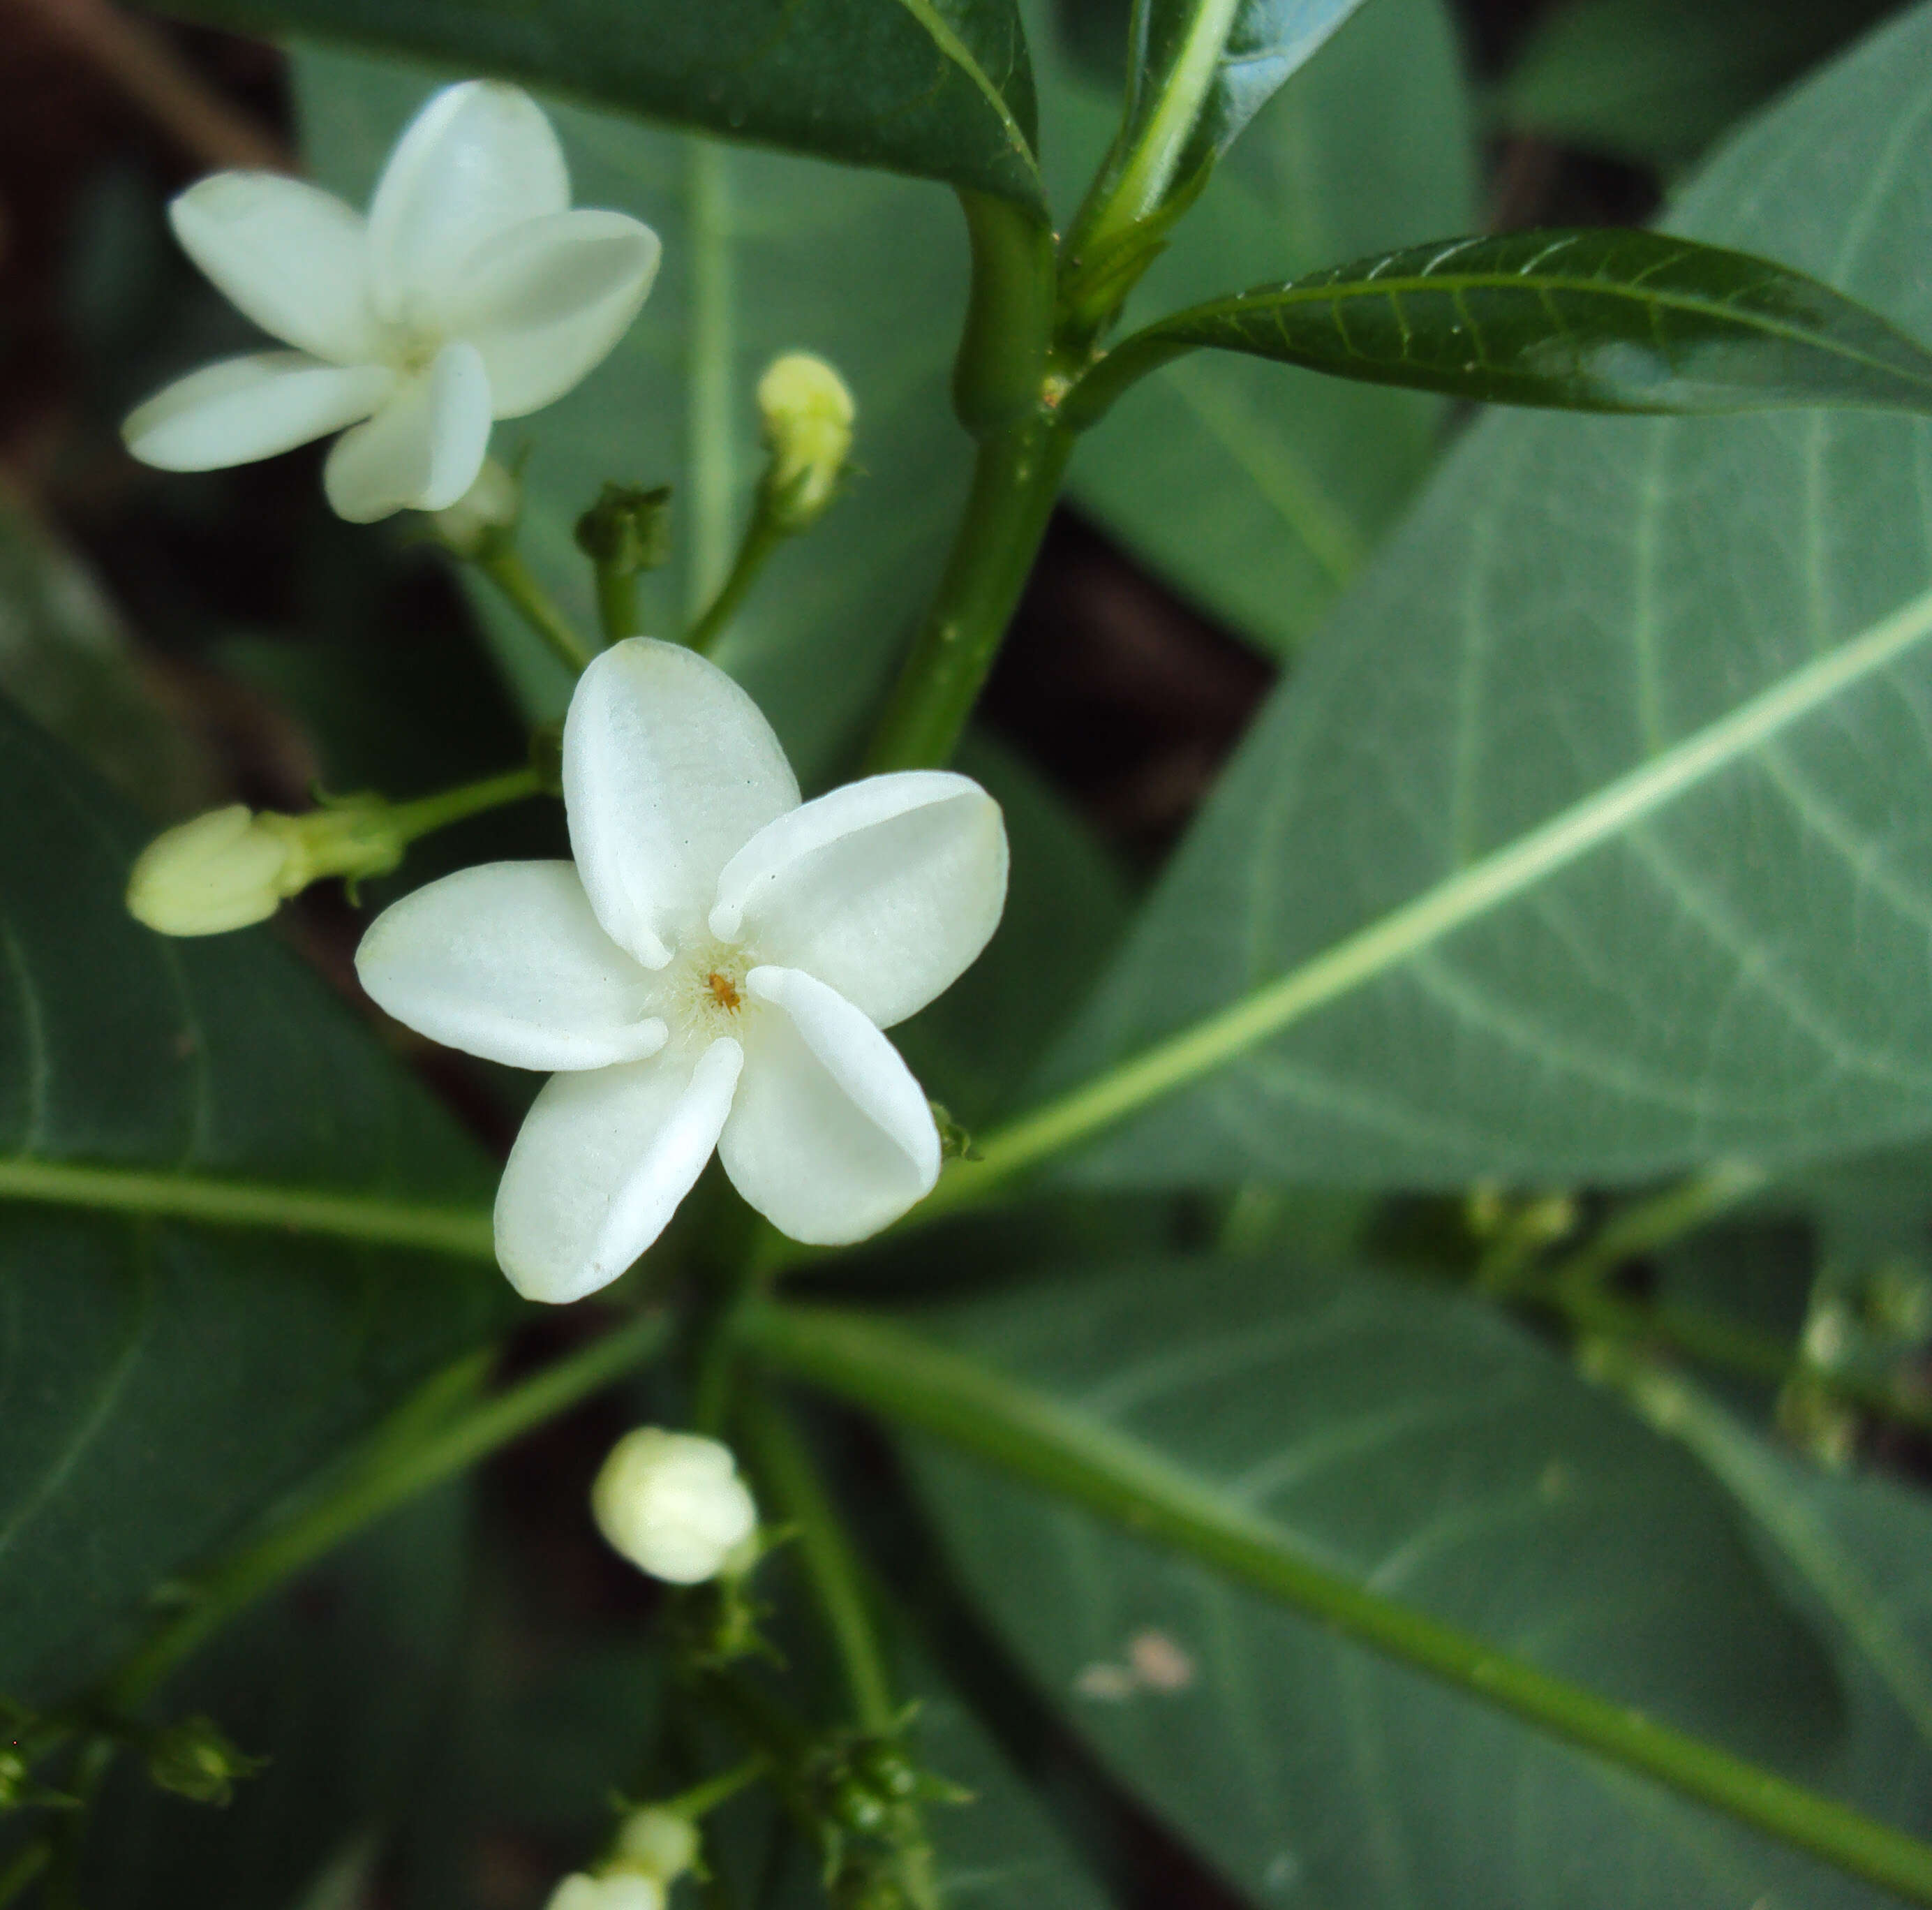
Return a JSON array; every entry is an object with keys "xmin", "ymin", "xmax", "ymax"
[
  {"xmin": 0, "ymin": 696, "xmax": 507, "ymax": 1703},
  {"xmin": 1630, "ymin": 1368, "xmax": 1932, "ymax": 1845},
  {"xmin": 1498, "ymin": 0, "xmax": 1896, "ymax": 170},
  {"xmin": 294, "ymin": 52, "xmax": 974, "ymax": 783},
  {"xmin": 893, "ymin": 1259, "xmax": 1922, "ymax": 1908},
  {"xmin": 1054, "ymin": 0, "xmax": 1477, "ymax": 656},
  {"xmin": 1076, "ymin": 228, "xmax": 1932, "ymax": 422},
  {"xmin": 1032, "ymin": 1, "xmax": 1932, "ymax": 1192},
  {"xmin": 161, "ymin": 0, "xmax": 1044, "ymax": 212},
  {"xmin": 894, "ymin": 734, "xmax": 1133, "ymax": 1130}
]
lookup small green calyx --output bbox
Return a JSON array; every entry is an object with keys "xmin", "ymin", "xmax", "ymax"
[
  {"xmin": 144, "ymin": 1713, "xmax": 266, "ymax": 1807},
  {"xmin": 429, "ymin": 457, "xmax": 521, "ymax": 559},
  {"xmin": 575, "ymin": 483, "xmax": 674, "ymax": 576}
]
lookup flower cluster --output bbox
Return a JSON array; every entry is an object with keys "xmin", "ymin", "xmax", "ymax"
[
  {"xmin": 123, "ymin": 81, "xmax": 659, "ymax": 521},
  {"xmin": 355, "ymin": 638, "xmax": 1008, "ymax": 1299}
]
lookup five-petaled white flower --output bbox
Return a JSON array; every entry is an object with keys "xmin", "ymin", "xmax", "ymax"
[
  {"xmin": 355, "ymin": 639, "xmax": 1008, "ymax": 1302},
  {"xmin": 122, "ymin": 81, "xmax": 660, "ymax": 523}
]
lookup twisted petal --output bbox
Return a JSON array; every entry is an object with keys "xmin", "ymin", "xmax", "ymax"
[
  {"xmin": 322, "ymin": 340, "xmax": 491, "ymax": 521},
  {"xmin": 495, "ymin": 1039, "xmax": 743, "ymax": 1303},
  {"xmin": 169, "ymin": 173, "xmax": 385, "ymax": 365},
  {"xmin": 564, "ymin": 640, "xmax": 798, "ymax": 968},
  {"xmin": 123, "ymin": 353, "xmax": 393, "ymax": 472},
  {"xmin": 450, "ymin": 209, "xmax": 662, "ymax": 417},
  {"xmin": 719, "ymin": 966, "xmax": 939, "ymax": 1245},
  {"xmin": 710, "ymin": 771, "xmax": 1008, "ymax": 1028},
  {"xmin": 369, "ymin": 80, "xmax": 569, "ymax": 326},
  {"xmin": 355, "ymin": 861, "xmax": 666, "ymax": 1069}
]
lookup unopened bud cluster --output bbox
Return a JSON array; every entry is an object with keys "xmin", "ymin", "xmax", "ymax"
[
  {"xmin": 544, "ymin": 1804, "xmax": 704, "ymax": 1910},
  {"xmin": 126, "ymin": 799, "xmax": 406, "ymax": 938},
  {"xmin": 591, "ymin": 1428, "xmax": 757, "ymax": 1585},
  {"xmin": 757, "ymin": 353, "xmax": 854, "ymax": 531}
]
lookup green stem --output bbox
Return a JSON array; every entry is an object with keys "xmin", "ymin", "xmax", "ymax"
[
  {"xmin": 477, "ymin": 545, "xmax": 597, "ymax": 674},
  {"xmin": 0, "ymin": 1158, "xmax": 493, "ymax": 1259},
  {"xmin": 662, "ymin": 1754, "xmax": 768, "ymax": 1821},
  {"xmin": 1547, "ymin": 1162, "xmax": 1769, "ymax": 1298},
  {"xmin": 388, "ymin": 766, "xmax": 544, "ymax": 843},
  {"xmin": 742, "ymin": 1301, "xmax": 1932, "ymax": 1907},
  {"xmin": 101, "ymin": 1311, "xmax": 669, "ymax": 1710},
  {"xmin": 683, "ymin": 513, "xmax": 787, "ymax": 657},
  {"xmin": 861, "ymin": 419, "xmax": 1074, "ymax": 773},
  {"xmin": 736, "ymin": 1389, "xmax": 895, "ymax": 1733},
  {"xmin": 595, "ymin": 563, "xmax": 639, "ymax": 648}
]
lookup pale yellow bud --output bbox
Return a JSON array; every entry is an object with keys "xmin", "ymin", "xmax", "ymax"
[
  {"xmin": 126, "ymin": 805, "xmax": 293, "ymax": 937},
  {"xmin": 757, "ymin": 352, "xmax": 854, "ymax": 528},
  {"xmin": 591, "ymin": 1428, "xmax": 757, "ymax": 1585},
  {"xmin": 611, "ymin": 1807, "xmax": 701, "ymax": 1884}
]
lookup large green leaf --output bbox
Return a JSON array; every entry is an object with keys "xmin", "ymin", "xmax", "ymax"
[
  {"xmin": 895, "ymin": 1259, "xmax": 1920, "ymax": 1909},
  {"xmin": 160, "ymin": 0, "xmax": 1045, "ymax": 211},
  {"xmin": 295, "ymin": 52, "xmax": 973, "ymax": 784},
  {"xmin": 1074, "ymin": 229, "xmax": 1932, "ymax": 421},
  {"xmin": 1038, "ymin": 0, "xmax": 1932, "ymax": 1191},
  {"xmin": 0, "ymin": 696, "xmax": 506, "ymax": 1704},
  {"xmin": 1498, "ymin": 0, "xmax": 1896, "ymax": 170},
  {"xmin": 1050, "ymin": 0, "xmax": 1475, "ymax": 656}
]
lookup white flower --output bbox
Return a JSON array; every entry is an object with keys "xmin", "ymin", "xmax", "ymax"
[
  {"xmin": 122, "ymin": 81, "xmax": 660, "ymax": 523},
  {"xmin": 546, "ymin": 1873, "xmax": 663, "ymax": 1910},
  {"xmin": 354, "ymin": 639, "xmax": 1008, "ymax": 1301},
  {"xmin": 592, "ymin": 1428, "xmax": 758, "ymax": 1585}
]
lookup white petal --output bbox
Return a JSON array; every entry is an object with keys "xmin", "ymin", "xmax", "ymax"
[
  {"xmin": 563, "ymin": 639, "xmax": 799, "ymax": 968},
  {"xmin": 354, "ymin": 861, "xmax": 666, "ymax": 1069},
  {"xmin": 711, "ymin": 771, "xmax": 1008, "ymax": 1028},
  {"xmin": 495, "ymin": 1039, "xmax": 743, "ymax": 1303},
  {"xmin": 123, "ymin": 353, "xmax": 392, "ymax": 472},
  {"xmin": 448, "ymin": 209, "xmax": 662, "ymax": 417},
  {"xmin": 169, "ymin": 172, "xmax": 385, "ymax": 364},
  {"xmin": 368, "ymin": 80, "xmax": 570, "ymax": 327},
  {"xmin": 322, "ymin": 340, "xmax": 492, "ymax": 521},
  {"xmin": 719, "ymin": 966, "xmax": 939, "ymax": 1245}
]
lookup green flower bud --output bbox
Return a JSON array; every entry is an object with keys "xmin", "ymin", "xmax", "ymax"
[
  {"xmin": 757, "ymin": 353, "xmax": 854, "ymax": 530},
  {"xmin": 575, "ymin": 483, "xmax": 673, "ymax": 575},
  {"xmin": 611, "ymin": 1805, "xmax": 701, "ymax": 1883},
  {"xmin": 547, "ymin": 1872, "xmax": 664, "ymax": 1910},
  {"xmin": 145, "ymin": 1714, "xmax": 265, "ymax": 1807}
]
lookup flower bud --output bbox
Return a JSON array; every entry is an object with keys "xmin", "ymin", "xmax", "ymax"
[
  {"xmin": 546, "ymin": 1872, "xmax": 664, "ymax": 1910},
  {"xmin": 429, "ymin": 457, "xmax": 520, "ymax": 557},
  {"xmin": 591, "ymin": 1428, "xmax": 757, "ymax": 1585},
  {"xmin": 757, "ymin": 353, "xmax": 854, "ymax": 530},
  {"xmin": 611, "ymin": 1805, "xmax": 701, "ymax": 1883},
  {"xmin": 127, "ymin": 798, "xmax": 410, "ymax": 938},
  {"xmin": 126, "ymin": 805, "xmax": 295, "ymax": 936}
]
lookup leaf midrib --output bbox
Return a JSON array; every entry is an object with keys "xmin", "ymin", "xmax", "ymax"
[
  {"xmin": 1171, "ymin": 273, "xmax": 1932, "ymax": 392},
  {"xmin": 0, "ymin": 1156, "xmax": 495, "ymax": 1261},
  {"xmin": 891, "ymin": 0, "xmax": 1042, "ymax": 183}
]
